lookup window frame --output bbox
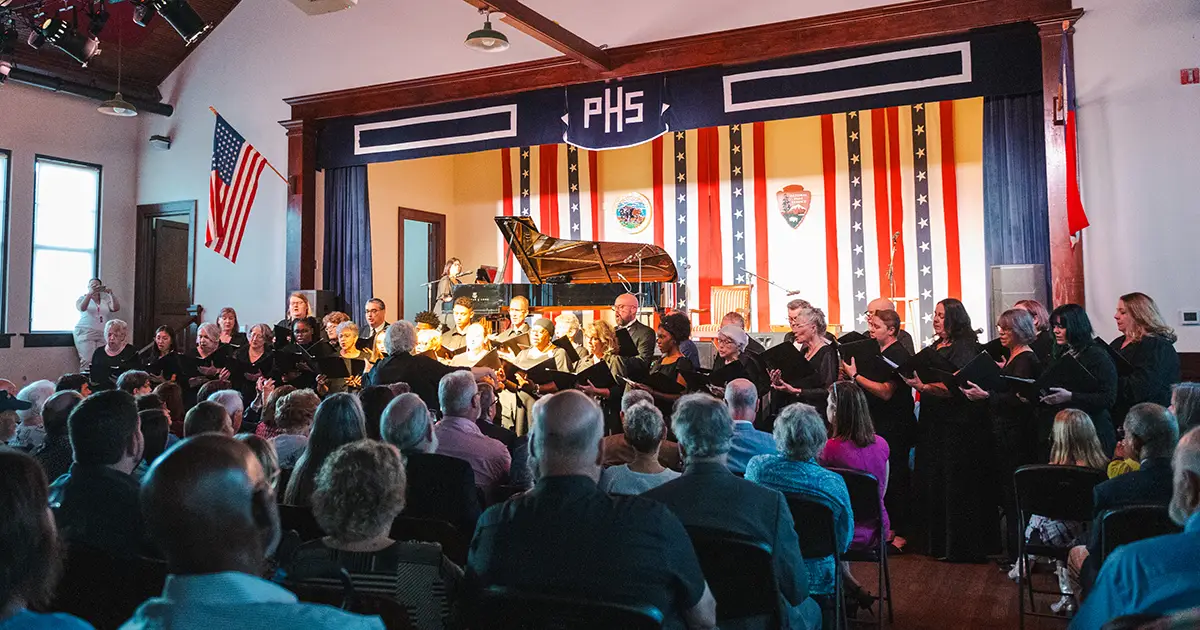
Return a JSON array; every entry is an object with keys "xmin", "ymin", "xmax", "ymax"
[
  {"xmin": 28, "ymin": 154, "xmax": 103, "ymax": 334},
  {"xmin": 0, "ymin": 149, "xmax": 9, "ymax": 345}
]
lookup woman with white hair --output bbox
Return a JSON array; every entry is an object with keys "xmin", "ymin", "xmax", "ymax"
[
  {"xmin": 598, "ymin": 402, "xmax": 680, "ymax": 495},
  {"xmin": 187, "ymin": 322, "xmax": 231, "ymax": 391},
  {"xmin": 451, "ymin": 323, "xmax": 491, "ymax": 367},
  {"xmin": 89, "ymin": 319, "xmax": 136, "ymax": 391},
  {"xmin": 8, "ymin": 380, "xmax": 56, "ymax": 450},
  {"xmin": 710, "ymin": 324, "xmax": 770, "ymax": 396},
  {"xmin": 74, "ymin": 277, "xmax": 121, "ymax": 370},
  {"xmin": 746, "ymin": 402, "xmax": 853, "ymax": 603},
  {"xmin": 770, "ymin": 299, "xmax": 839, "ymax": 421}
]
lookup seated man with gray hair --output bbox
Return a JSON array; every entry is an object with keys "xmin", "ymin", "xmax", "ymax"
[
  {"xmin": 746, "ymin": 402, "xmax": 852, "ymax": 603},
  {"xmin": 645, "ymin": 394, "xmax": 818, "ymax": 630},
  {"xmin": 725, "ymin": 378, "xmax": 777, "ymax": 474},
  {"xmin": 433, "ymin": 372, "xmax": 510, "ymax": 496},
  {"xmin": 365, "ymin": 321, "xmax": 460, "ymax": 413},
  {"xmin": 381, "ymin": 392, "xmax": 481, "ymax": 534},
  {"xmin": 207, "ymin": 390, "xmax": 246, "ymax": 434},
  {"xmin": 601, "ymin": 388, "xmax": 682, "ymax": 470},
  {"xmin": 468, "ymin": 390, "xmax": 717, "ymax": 630}
]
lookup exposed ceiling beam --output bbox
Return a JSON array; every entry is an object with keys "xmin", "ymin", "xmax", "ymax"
[{"xmin": 462, "ymin": 0, "xmax": 612, "ymax": 72}]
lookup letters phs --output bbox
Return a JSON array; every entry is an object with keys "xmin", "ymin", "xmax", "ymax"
[{"xmin": 582, "ymin": 87, "xmax": 644, "ymax": 134}]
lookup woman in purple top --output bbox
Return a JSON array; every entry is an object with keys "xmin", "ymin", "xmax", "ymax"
[{"xmin": 820, "ymin": 380, "xmax": 890, "ymax": 549}]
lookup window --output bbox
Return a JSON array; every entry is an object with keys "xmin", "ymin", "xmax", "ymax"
[
  {"xmin": 30, "ymin": 157, "xmax": 101, "ymax": 332},
  {"xmin": 0, "ymin": 150, "xmax": 8, "ymax": 330}
]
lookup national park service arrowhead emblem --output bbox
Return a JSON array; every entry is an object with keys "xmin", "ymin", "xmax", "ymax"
[{"xmin": 776, "ymin": 185, "xmax": 811, "ymax": 229}]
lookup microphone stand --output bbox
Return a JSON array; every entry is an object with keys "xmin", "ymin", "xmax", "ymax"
[{"xmin": 742, "ymin": 269, "xmax": 800, "ymax": 296}]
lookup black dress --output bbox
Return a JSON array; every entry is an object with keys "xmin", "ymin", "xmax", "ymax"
[
  {"xmin": 146, "ymin": 351, "xmax": 184, "ymax": 385},
  {"xmin": 221, "ymin": 332, "xmax": 248, "ymax": 349},
  {"xmin": 89, "ymin": 345, "xmax": 137, "ymax": 390},
  {"xmin": 916, "ymin": 339, "xmax": 1000, "ymax": 562},
  {"xmin": 647, "ymin": 355, "xmax": 694, "ymax": 422},
  {"xmin": 1031, "ymin": 330, "xmax": 1055, "ymax": 363},
  {"xmin": 231, "ymin": 346, "xmax": 274, "ymax": 406},
  {"xmin": 862, "ymin": 340, "xmax": 916, "ymax": 536},
  {"xmin": 575, "ymin": 353, "xmax": 629, "ymax": 435},
  {"xmin": 770, "ymin": 342, "xmax": 838, "ymax": 425},
  {"xmin": 988, "ymin": 350, "xmax": 1042, "ymax": 559},
  {"xmin": 1110, "ymin": 334, "xmax": 1180, "ymax": 429},
  {"xmin": 1037, "ymin": 343, "xmax": 1119, "ymax": 457}
]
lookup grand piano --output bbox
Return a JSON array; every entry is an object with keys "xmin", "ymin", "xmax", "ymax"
[{"xmin": 450, "ymin": 216, "xmax": 678, "ymax": 314}]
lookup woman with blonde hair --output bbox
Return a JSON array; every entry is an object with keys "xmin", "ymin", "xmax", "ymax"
[
  {"xmin": 276, "ymin": 292, "xmax": 311, "ymax": 348},
  {"xmin": 1110, "ymin": 293, "xmax": 1180, "ymax": 426}
]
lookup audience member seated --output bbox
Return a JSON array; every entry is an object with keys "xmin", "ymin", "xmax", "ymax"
[
  {"xmin": 1068, "ymin": 402, "xmax": 1180, "ymax": 599},
  {"xmin": 284, "ymin": 393, "xmax": 367, "ymax": 507},
  {"xmin": 466, "ymin": 390, "xmax": 717, "ymax": 629},
  {"xmin": 1173, "ymin": 383, "xmax": 1200, "ymax": 435},
  {"xmin": 599, "ymin": 402, "xmax": 680, "ymax": 495},
  {"xmin": 746, "ymin": 403, "xmax": 852, "ymax": 602},
  {"xmin": 184, "ymin": 401, "xmax": 233, "ymax": 437},
  {"xmin": 644, "ymin": 393, "xmax": 818, "ymax": 630},
  {"xmin": 50, "ymin": 390, "xmax": 145, "ymax": 559},
  {"xmin": 56, "ymin": 373, "xmax": 92, "ymax": 397},
  {"xmin": 10, "ymin": 380, "xmax": 55, "ymax": 450},
  {"xmin": 366, "ymin": 321, "xmax": 459, "ymax": 413},
  {"xmin": 124, "ymin": 434, "xmax": 384, "ymax": 629},
  {"xmin": 432, "ymin": 372, "xmax": 510, "ymax": 496},
  {"xmin": 136, "ymin": 409, "xmax": 172, "ymax": 481},
  {"xmin": 601, "ymin": 389, "xmax": 683, "ymax": 471},
  {"xmin": 31, "ymin": 390, "xmax": 83, "ymax": 482},
  {"xmin": 0, "ymin": 448, "xmax": 93, "ymax": 629},
  {"xmin": 725, "ymin": 378, "xmax": 777, "ymax": 474},
  {"xmin": 208, "ymin": 389, "xmax": 246, "ymax": 433},
  {"xmin": 381, "ymin": 393, "xmax": 482, "ymax": 536},
  {"xmin": 255, "ymin": 384, "xmax": 297, "ymax": 441},
  {"xmin": 1070, "ymin": 427, "xmax": 1200, "ymax": 629},
  {"xmin": 271, "ymin": 389, "xmax": 319, "ymax": 469},
  {"xmin": 116, "ymin": 370, "xmax": 154, "ymax": 396},
  {"xmin": 358, "ymin": 385, "xmax": 395, "ymax": 441},
  {"xmin": 476, "ymin": 383, "xmax": 531, "ymax": 489},
  {"xmin": 289, "ymin": 440, "xmax": 462, "ymax": 630},
  {"xmin": 819, "ymin": 381, "xmax": 890, "ymax": 550},
  {"xmin": 154, "ymin": 381, "xmax": 186, "ymax": 438},
  {"xmin": 236, "ymin": 433, "xmax": 281, "ymax": 492},
  {"xmin": 195, "ymin": 379, "xmax": 233, "ymax": 406}
]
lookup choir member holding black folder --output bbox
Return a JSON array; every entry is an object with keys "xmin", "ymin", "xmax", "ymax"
[
  {"xmin": 450, "ymin": 324, "xmax": 492, "ymax": 367},
  {"xmin": 704, "ymin": 325, "xmax": 769, "ymax": 397},
  {"xmin": 145, "ymin": 325, "xmax": 184, "ymax": 384},
  {"xmin": 230, "ymin": 323, "xmax": 275, "ymax": 405},
  {"xmin": 573, "ymin": 321, "xmax": 628, "ymax": 434},
  {"xmin": 274, "ymin": 317, "xmax": 333, "ymax": 391},
  {"xmin": 89, "ymin": 319, "xmax": 138, "ymax": 391},
  {"xmin": 840, "ymin": 309, "xmax": 915, "ymax": 544},
  {"xmin": 1109, "ymin": 292, "xmax": 1180, "ymax": 428},
  {"xmin": 766, "ymin": 299, "xmax": 838, "ymax": 422},
  {"xmin": 1014, "ymin": 299, "xmax": 1055, "ymax": 362},
  {"xmin": 901, "ymin": 298, "xmax": 998, "ymax": 563},
  {"xmin": 274, "ymin": 292, "xmax": 311, "ymax": 349},
  {"xmin": 959, "ymin": 308, "xmax": 1043, "ymax": 560},
  {"xmin": 184, "ymin": 322, "xmax": 232, "ymax": 391},
  {"xmin": 499, "ymin": 318, "xmax": 570, "ymax": 435},
  {"xmin": 624, "ymin": 313, "xmax": 694, "ymax": 421},
  {"xmin": 1036, "ymin": 304, "xmax": 1118, "ymax": 455}
]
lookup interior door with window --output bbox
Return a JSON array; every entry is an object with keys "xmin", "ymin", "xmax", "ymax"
[{"xmin": 135, "ymin": 202, "xmax": 196, "ymax": 348}]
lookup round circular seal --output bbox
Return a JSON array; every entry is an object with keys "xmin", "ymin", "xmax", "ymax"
[{"xmin": 613, "ymin": 192, "xmax": 653, "ymax": 234}]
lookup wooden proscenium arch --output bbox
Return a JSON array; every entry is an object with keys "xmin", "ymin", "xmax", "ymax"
[{"xmin": 281, "ymin": 0, "xmax": 1086, "ymax": 307}]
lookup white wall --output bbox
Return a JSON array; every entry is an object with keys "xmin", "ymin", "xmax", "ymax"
[
  {"xmin": 1075, "ymin": 0, "xmax": 1200, "ymax": 350},
  {"xmin": 0, "ymin": 82, "xmax": 141, "ymax": 385}
]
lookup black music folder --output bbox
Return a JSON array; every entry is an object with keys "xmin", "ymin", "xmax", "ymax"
[
  {"xmin": 1097, "ymin": 338, "xmax": 1136, "ymax": 376},
  {"xmin": 615, "ymin": 328, "xmax": 639, "ymax": 358},
  {"xmin": 317, "ymin": 357, "xmax": 366, "ymax": 379},
  {"xmin": 837, "ymin": 330, "xmax": 868, "ymax": 345},
  {"xmin": 576, "ymin": 360, "xmax": 617, "ymax": 389},
  {"xmin": 552, "ymin": 336, "xmax": 581, "ymax": 365},
  {"xmin": 760, "ymin": 342, "xmax": 816, "ymax": 383},
  {"xmin": 1005, "ymin": 354, "xmax": 1098, "ymax": 401},
  {"xmin": 952, "ymin": 351, "xmax": 1005, "ymax": 391},
  {"xmin": 624, "ymin": 371, "xmax": 685, "ymax": 395},
  {"xmin": 496, "ymin": 333, "xmax": 531, "ymax": 355},
  {"xmin": 501, "ymin": 356, "xmax": 558, "ymax": 380},
  {"xmin": 273, "ymin": 324, "xmax": 293, "ymax": 348},
  {"xmin": 473, "ymin": 349, "xmax": 503, "ymax": 371},
  {"xmin": 895, "ymin": 347, "xmax": 959, "ymax": 383},
  {"xmin": 982, "ymin": 337, "xmax": 1009, "ymax": 362},
  {"xmin": 837, "ymin": 339, "xmax": 897, "ymax": 383}
]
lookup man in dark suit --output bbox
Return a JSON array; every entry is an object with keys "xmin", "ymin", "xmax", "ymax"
[
  {"xmin": 360, "ymin": 298, "xmax": 390, "ymax": 350},
  {"xmin": 1069, "ymin": 402, "xmax": 1180, "ymax": 595},
  {"xmin": 365, "ymin": 320, "xmax": 463, "ymax": 413},
  {"xmin": 644, "ymin": 394, "xmax": 820, "ymax": 630},
  {"xmin": 613, "ymin": 293, "xmax": 655, "ymax": 364},
  {"xmin": 381, "ymin": 392, "xmax": 482, "ymax": 546}
]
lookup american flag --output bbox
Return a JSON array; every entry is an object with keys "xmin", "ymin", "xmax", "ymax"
[
  {"xmin": 208, "ymin": 114, "xmax": 267, "ymax": 263},
  {"xmin": 1061, "ymin": 24, "xmax": 1089, "ymax": 240}
]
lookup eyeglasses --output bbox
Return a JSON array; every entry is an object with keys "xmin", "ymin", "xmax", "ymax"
[{"xmin": 366, "ymin": 308, "xmax": 383, "ymax": 314}]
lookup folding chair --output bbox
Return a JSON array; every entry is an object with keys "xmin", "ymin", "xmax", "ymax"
[
  {"xmin": 278, "ymin": 503, "xmax": 326, "ymax": 541},
  {"xmin": 686, "ymin": 526, "xmax": 779, "ymax": 629},
  {"xmin": 50, "ymin": 543, "xmax": 167, "ymax": 629},
  {"xmin": 472, "ymin": 585, "xmax": 664, "ymax": 629},
  {"xmin": 785, "ymin": 494, "xmax": 845, "ymax": 630},
  {"xmin": 289, "ymin": 567, "xmax": 417, "ymax": 629},
  {"xmin": 389, "ymin": 515, "xmax": 467, "ymax": 566},
  {"xmin": 1013, "ymin": 464, "xmax": 1107, "ymax": 628},
  {"xmin": 1099, "ymin": 504, "xmax": 1180, "ymax": 563},
  {"xmin": 828, "ymin": 467, "xmax": 893, "ymax": 627}
]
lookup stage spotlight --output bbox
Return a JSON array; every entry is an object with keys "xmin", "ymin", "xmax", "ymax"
[
  {"xmin": 40, "ymin": 18, "xmax": 101, "ymax": 66},
  {"xmin": 26, "ymin": 27, "xmax": 44, "ymax": 49},
  {"xmin": 132, "ymin": 0, "xmax": 210, "ymax": 45},
  {"xmin": 87, "ymin": 6, "xmax": 109, "ymax": 37}
]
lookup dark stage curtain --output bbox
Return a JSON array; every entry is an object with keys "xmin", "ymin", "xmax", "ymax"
[
  {"xmin": 323, "ymin": 165, "xmax": 374, "ymax": 321},
  {"xmin": 983, "ymin": 92, "xmax": 1052, "ymax": 304}
]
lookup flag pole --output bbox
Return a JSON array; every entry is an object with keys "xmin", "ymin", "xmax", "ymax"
[{"xmin": 209, "ymin": 106, "xmax": 288, "ymax": 184}]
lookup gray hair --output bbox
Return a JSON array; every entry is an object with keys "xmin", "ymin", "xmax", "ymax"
[
  {"xmin": 438, "ymin": 371, "xmax": 477, "ymax": 417},
  {"xmin": 788, "ymin": 301, "xmax": 827, "ymax": 332},
  {"xmin": 104, "ymin": 318, "xmax": 130, "ymax": 341},
  {"xmin": 336, "ymin": 321, "xmax": 359, "ymax": 337},
  {"xmin": 380, "ymin": 393, "xmax": 430, "ymax": 454},
  {"xmin": 997, "ymin": 308, "xmax": 1037, "ymax": 347},
  {"xmin": 196, "ymin": 322, "xmax": 220, "ymax": 340},
  {"xmin": 774, "ymin": 403, "xmax": 827, "ymax": 461},
  {"xmin": 622, "ymin": 402, "xmax": 665, "ymax": 454},
  {"xmin": 207, "ymin": 390, "xmax": 245, "ymax": 419},
  {"xmin": 621, "ymin": 388, "xmax": 655, "ymax": 412},
  {"xmin": 1125, "ymin": 402, "xmax": 1180, "ymax": 460},
  {"xmin": 385, "ymin": 320, "xmax": 417, "ymax": 355},
  {"xmin": 250, "ymin": 323, "xmax": 274, "ymax": 344},
  {"xmin": 672, "ymin": 393, "xmax": 733, "ymax": 459},
  {"xmin": 724, "ymin": 378, "xmax": 758, "ymax": 417},
  {"xmin": 555, "ymin": 312, "xmax": 581, "ymax": 333},
  {"xmin": 1172, "ymin": 383, "xmax": 1200, "ymax": 434},
  {"xmin": 17, "ymin": 380, "xmax": 55, "ymax": 423}
]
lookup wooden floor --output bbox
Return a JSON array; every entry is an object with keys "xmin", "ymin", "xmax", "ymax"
[{"xmin": 844, "ymin": 553, "xmax": 1073, "ymax": 629}]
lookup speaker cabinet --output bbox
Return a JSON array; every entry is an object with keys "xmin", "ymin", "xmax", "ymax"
[{"xmin": 990, "ymin": 264, "xmax": 1047, "ymax": 326}]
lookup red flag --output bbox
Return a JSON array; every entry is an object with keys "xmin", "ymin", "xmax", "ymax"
[{"xmin": 1061, "ymin": 23, "xmax": 1090, "ymax": 239}]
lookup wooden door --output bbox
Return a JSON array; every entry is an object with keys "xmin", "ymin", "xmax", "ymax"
[{"xmin": 135, "ymin": 201, "xmax": 197, "ymax": 348}]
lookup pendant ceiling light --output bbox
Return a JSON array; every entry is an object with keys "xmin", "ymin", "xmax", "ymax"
[
  {"xmin": 98, "ymin": 23, "xmax": 136, "ymax": 116},
  {"xmin": 464, "ymin": 9, "xmax": 508, "ymax": 53}
]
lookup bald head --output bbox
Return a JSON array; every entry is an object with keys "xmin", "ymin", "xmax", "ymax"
[
  {"xmin": 724, "ymin": 378, "xmax": 758, "ymax": 421},
  {"xmin": 530, "ymin": 390, "xmax": 604, "ymax": 480},
  {"xmin": 0, "ymin": 379, "xmax": 16, "ymax": 396},
  {"xmin": 867, "ymin": 297, "xmax": 896, "ymax": 312},
  {"xmin": 613, "ymin": 293, "xmax": 640, "ymax": 326},
  {"xmin": 141, "ymin": 434, "xmax": 278, "ymax": 574}
]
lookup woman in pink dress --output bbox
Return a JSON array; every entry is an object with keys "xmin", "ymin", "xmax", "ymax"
[{"xmin": 820, "ymin": 380, "xmax": 891, "ymax": 549}]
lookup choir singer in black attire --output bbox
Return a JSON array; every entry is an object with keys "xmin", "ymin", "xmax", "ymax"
[
  {"xmin": 1110, "ymin": 291, "xmax": 1180, "ymax": 427},
  {"xmin": 1039, "ymin": 304, "xmax": 1118, "ymax": 455}
]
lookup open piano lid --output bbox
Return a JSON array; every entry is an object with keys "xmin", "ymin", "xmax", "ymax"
[{"xmin": 496, "ymin": 216, "xmax": 678, "ymax": 284}]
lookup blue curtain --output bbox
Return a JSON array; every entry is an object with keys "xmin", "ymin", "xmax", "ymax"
[
  {"xmin": 323, "ymin": 165, "xmax": 373, "ymax": 322},
  {"xmin": 983, "ymin": 92, "xmax": 1052, "ymax": 303}
]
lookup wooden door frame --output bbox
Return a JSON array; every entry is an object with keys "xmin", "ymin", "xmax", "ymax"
[
  {"xmin": 134, "ymin": 200, "xmax": 197, "ymax": 347},
  {"xmin": 396, "ymin": 207, "xmax": 446, "ymax": 318}
]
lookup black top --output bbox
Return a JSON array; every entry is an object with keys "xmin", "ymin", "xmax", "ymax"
[
  {"xmin": 516, "ymin": 345, "xmax": 571, "ymax": 372},
  {"xmin": 232, "ymin": 346, "xmax": 274, "ymax": 403},
  {"xmin": 786, "ymin": 342, "xmax": 839, "ymax": 416},
  {"xmin": 48, "ymin": 463, "xmax": 145, "ymax": 559},
  {"xmin": 1087, "ymin": 457, "xmax": 1174, "ymax": 557},
  {"xmin": 621, "ymin": 320, "xmax": 657, "ymax": 364},
  {"xmin": 221, "ymin": 332, "xmax": 248, "ymax": 348},
  {"xmin": 31, "ymin": 433, "xmax": 73, "ymax": 482},
  {"xmin": 467, "ymin": 475, "xmax": 708, "ymax": 630},
  {"xmin": 89, "ymin": 345, "xmax": 138, "ymax": 390},
  {"xmin": 863, "ymin": 340, "xmax": 915, "ymax": 442},
  {"xmin": 279, "ymin": 341, "xmax": 334, "ymax": 390},
  {"xmin": 1110, "ymin": 334, "xmax": 1180, "ymax": 424},
  {"xmin": 1040, "ymin": 343, "xmax": 1118, "ymax": 453},
  {"xmin": 402, "ymin": 452, "xmax": 483, "ymax": 539},
  {"xmin": 146, "ymin": 351, "xmax": 184, "ymax": 384},
  {"xmin": 1032, "ymin": 330, "xmax": 1055, "ymax": 363},
  {"xmin": 896, "ymin": 328, "xmax": 917, "ymax": 356},
  {"xmin": 992, "ymin": 350, "xmax": 1042, "ymax": 423},
  {"xmin": 366, "ymin": 353, "xmax": 462, "ymax": 412},
  {"xmin": 920, "ymin": 339, "xmax": 983, "ymax": 425}
]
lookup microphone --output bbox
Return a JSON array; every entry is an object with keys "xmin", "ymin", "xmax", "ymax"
[{"xmin": 678, "ymin": 263, "xmax": 692, "ymax": 270}]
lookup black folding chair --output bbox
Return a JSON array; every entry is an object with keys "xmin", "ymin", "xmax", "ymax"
[
  {"xmin": 288, "ymin": 567, "xmax": 416, "ymax": 629},
  {"xmin": 50, "ymin": 543, "xmax": 168, "ymax": 630},
  {"xmin": 1013, "ymin": 464, "xmax": 1107, "ymax": 629},
  {"xmin": 1099, "ymin": 504, "xmax": 1180, "ymax": 563},
  {"xmin": 472, "ymin": 584, "xmax": 664, "ymax": 629},
  {"xmin": 785, "ymin": 494, "xmax": 844, "ymax": 630},
  {"xmin": 685, "ymin": 526, "xmax": 779, "ymax": 629},
  {"xmin": 389, "ymin": 515, "xmax": 467, "ymax": 565},
  {"xmin": 828, "ymin": 467, "xmax": 893, "ymax": 627},
  {"xmin": 278, "ymin": 503, "xmax": 326, "ymax": 541}
]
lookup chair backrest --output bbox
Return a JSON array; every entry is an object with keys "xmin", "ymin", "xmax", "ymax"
[
  {"xmin": 1013, "ymin": 464, "xmax": 1107, "ymax": 523},
  {"xmin": 1100, "ymin": 504, "xmax": 1181, "ymax": 561},
  {"xmin": 710, "ymin": 285, "xmax": 751, "ymax": 327},
  {"xmin": 389, "ymin": 515, "xmax": 467, "ymax": 565},
  {"xmin": 784, "ymin": 494, "xmax": 838, "ymax": 559},
  {"xmin": 278, "ymin": 504, "xmax": 326, "ymax": 542},
  {"xmin": 828, "ymin": 467, "xmax": 883, "ymax": 545},
  {"xmin": 473, "ymin": 585, "xmax": 664, "ymax": 630},
  {"xmin": 290, "ymin": 572, "xmax": 417, "ymax": 630},
  {"xmin": 50, "ymin": 544, "xmax": 168, "ymax": 629},
  {"xmin": 685, "ymin": 526, "xmax": 778, "ymax": 624}
]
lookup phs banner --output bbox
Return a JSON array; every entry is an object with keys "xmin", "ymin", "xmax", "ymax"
[{"xmin": 562, "ymin": 76, "xmax": 670, "ymax": 150}]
